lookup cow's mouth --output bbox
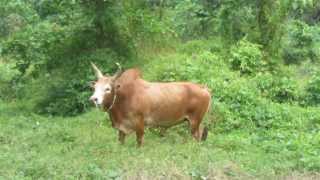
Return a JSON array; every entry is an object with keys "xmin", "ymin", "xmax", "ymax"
[{"xmin": 93, "ymin": 101, "xmax": 102, "ymax": 108}]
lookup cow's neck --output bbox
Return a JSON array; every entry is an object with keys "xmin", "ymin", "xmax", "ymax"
[
  {"xmin": 103, "ymin": 91, "xmax": 117, "ymax": 112},
  {"xmin": 107, "ymin": 100, "xmax": 125, "ymax": 129}
]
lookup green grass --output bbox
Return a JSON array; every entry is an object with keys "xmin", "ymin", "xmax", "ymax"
[{"xmin": 1, "ymin": 101, "xmax": 319, "ymax": 179}]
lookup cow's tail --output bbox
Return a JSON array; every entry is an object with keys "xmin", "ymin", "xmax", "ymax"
[{"xmin": 201, "ymin": 86, "xmax": 212, "ymax": 141}]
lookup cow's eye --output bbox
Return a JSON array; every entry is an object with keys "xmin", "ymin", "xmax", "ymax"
[{"xmin": 105, "ymin": 87, "xmax": 111, "ymax": 92}]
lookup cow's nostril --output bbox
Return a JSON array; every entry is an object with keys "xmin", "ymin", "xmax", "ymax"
[{"xmin": 90, "ymin": 97, "xmax": 97, "ymax": 102}]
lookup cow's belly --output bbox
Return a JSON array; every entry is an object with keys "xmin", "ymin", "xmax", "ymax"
[
  {"xmin": 118, "ymin": 124, "xmax": 135, "ymax": 134},
  {"xmin": 115, "ymin": 119, "xmax": 136, "ymax": 134},
  {"xmin": 144, "ymin": 115, "xmax": 186, "ymax": 128}
]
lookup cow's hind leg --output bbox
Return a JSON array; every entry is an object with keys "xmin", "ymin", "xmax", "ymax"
[
  {"xmin": 135, "ymin": 117, "xmax": 145, "ymax": 147},
  {"xmin": 188, "ymin": 114, "xmax": 208, "ymax": 141},
  {"xmin": 118, "ymin": 130, "xmax": 126, "ymax": 144},
  {"xmin": 189, "ymin": 117, "xmax": 201, "ymax": 141},
  {"xmin": 136, "ymin": 128, "xmax": 144, "ymax": 147}
]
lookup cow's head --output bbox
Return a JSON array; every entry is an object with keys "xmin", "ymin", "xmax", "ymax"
[{"xmin": 89, "ymin": 63, "xmax": 122, "ymax": 107}]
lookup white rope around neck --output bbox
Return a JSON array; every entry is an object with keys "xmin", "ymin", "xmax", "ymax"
[{"xmin": 107, "ymin": 93, "xmax": 117, "ymax": 111}]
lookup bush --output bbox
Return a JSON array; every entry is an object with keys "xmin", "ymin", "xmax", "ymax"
[
  {"xmin": 213, "ymin": 79, "xmax": 294, "ymax": 130},
  {"xmin": 254, "ymin": 73, "xmax": 299, "ymax": 103},
  {"xmin": 229, "ymin": 39, "xmax": 265, "ymax": 75},
  {"xmin": 172, "ymin": 1, "xmax": 211, "ymax": 39},
  {"xmin": 0, "ymin": 61, "xmax": 20, "ymax": 100},
  {"xmin": 214, "ymin": 78, "xmax": 260, "ymax": 131},
  {"xmin": 177, "ymin": 39, "xmax": 224, "ymax": 55},
  {"xmin": 213, "ymin": 73, "xmax": 308, "ymax": 132},
  {"xmin": 144, "ymin": 51, "xmax": 227, "ymax": 83},
  {"xmin": 305, "ymin": 72, "xmax": 320, "ymax": 106},
  {"xmin": 282, "ymin": 21, "xmax": 320, "ymax": 64},
  {"xmin": 35, "ymin": 79, "xmax": 91, "ymax": 116},
  {"xmin": 213, "ymin": 80, "xmax": 280, "ymax": 131}
]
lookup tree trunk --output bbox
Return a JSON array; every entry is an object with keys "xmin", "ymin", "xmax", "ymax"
[
  {"xmin": 94, "ymin": 0, "xmax": 106, "ymax": 48},
  {"xmin": 159, "ymin": 0, "xmax": 165, "ymax": 20}
]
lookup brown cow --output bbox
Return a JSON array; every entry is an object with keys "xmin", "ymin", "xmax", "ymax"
[{"xmin": 89, "ymin": 63, "xmax": 211, "ymax": 146}]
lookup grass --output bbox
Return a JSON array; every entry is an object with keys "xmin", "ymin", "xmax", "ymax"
[{"xmin": 1, "ymin": 101, "xmax": 319, "ymax": 179}]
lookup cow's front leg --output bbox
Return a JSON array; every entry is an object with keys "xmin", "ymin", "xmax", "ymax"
[
  {"xmin": 135, "ymin": 119, "xmax": 145, "ymax": 147},
  {"xmin": 118, "ymin": 130, "xmax": 126, "ymax": 144},
  {"xmin": 136, "ymin": 129, "xmax": 144, "ymax": 147}
]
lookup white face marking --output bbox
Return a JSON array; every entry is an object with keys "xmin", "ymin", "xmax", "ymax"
[{"xmin": 91, "ymin": 83, "xmax": 112, "ymax": 106}]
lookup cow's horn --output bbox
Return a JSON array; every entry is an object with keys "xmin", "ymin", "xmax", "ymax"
[{"xmin": 91, "ymin": 62, "xmax": 103, "ymax": 79}]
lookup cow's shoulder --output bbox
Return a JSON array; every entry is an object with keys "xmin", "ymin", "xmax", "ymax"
[{"xmin": 114, "ymin": 68, "xmax": 141, "ymax": 94}]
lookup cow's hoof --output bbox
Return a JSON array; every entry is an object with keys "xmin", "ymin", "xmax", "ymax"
[{"xmin": 201, "ymin": 127, "xmax": 208, "ymax": 141}]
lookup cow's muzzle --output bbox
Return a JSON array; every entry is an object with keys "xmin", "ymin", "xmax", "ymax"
[{"xmin": 89, "ymin": 96, "xmax": 99, "ymax": 107}]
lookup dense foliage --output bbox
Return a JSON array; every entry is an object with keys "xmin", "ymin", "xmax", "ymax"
[
  {"xmin": 1, "ymin": 0, "xmax": 320, "ymax": 115},
  {"xmin": 1, "ymin": 0, "xmax": 320, "ymax": 178}
]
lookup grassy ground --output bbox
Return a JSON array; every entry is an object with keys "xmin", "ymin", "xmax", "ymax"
[{"xmin": 1, "ymin": 101, "xmax": 319, "ymax": 180}]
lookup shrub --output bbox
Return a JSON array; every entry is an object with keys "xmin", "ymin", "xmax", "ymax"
[
  {"xmin": 0, "ymin": 61, "xmax": 20, "ymax": 100},
  {"xmin": 282, "ymin": 21, "xmax": 320, "ymax": 64},
  {"xmin": 229, "ymin": 39, "xmax": 264, "ymax": 75},
  {"xmin": 144, "ymin": 51, "xmax": 228, "ymax": 84},
  {"xmin": 172, "ymin": 1, "xmax": 211, "ymax": 39},
  {"xmin": 214, "ymin": 78, "xmax": 261, "ymax": 130},
  {"xmin": 213, "ymin": 74, "xmax": 306, "ymax": 131},
  {"xmin": 35, "ymin": 79, "xmax": 91, "ymax": 116},
  {"xmin": 213, "ymin": 79, "xmax": 295, "ymax": 130},
  {"xmin": 305, "ymin": 72, "xmax": 320, "ymax": 106},
  {"xmin": 177, "ymin": 39, "xmax": 224, "ymax": 55},
  {"xmin": 254, "ymin": 73, "xmax": 299, "ymax": 103}
]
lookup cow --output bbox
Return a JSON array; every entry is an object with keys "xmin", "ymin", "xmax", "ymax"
[{"xmin": 89, "ymin": 63, "xmax": 211, "ymax": 146}]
